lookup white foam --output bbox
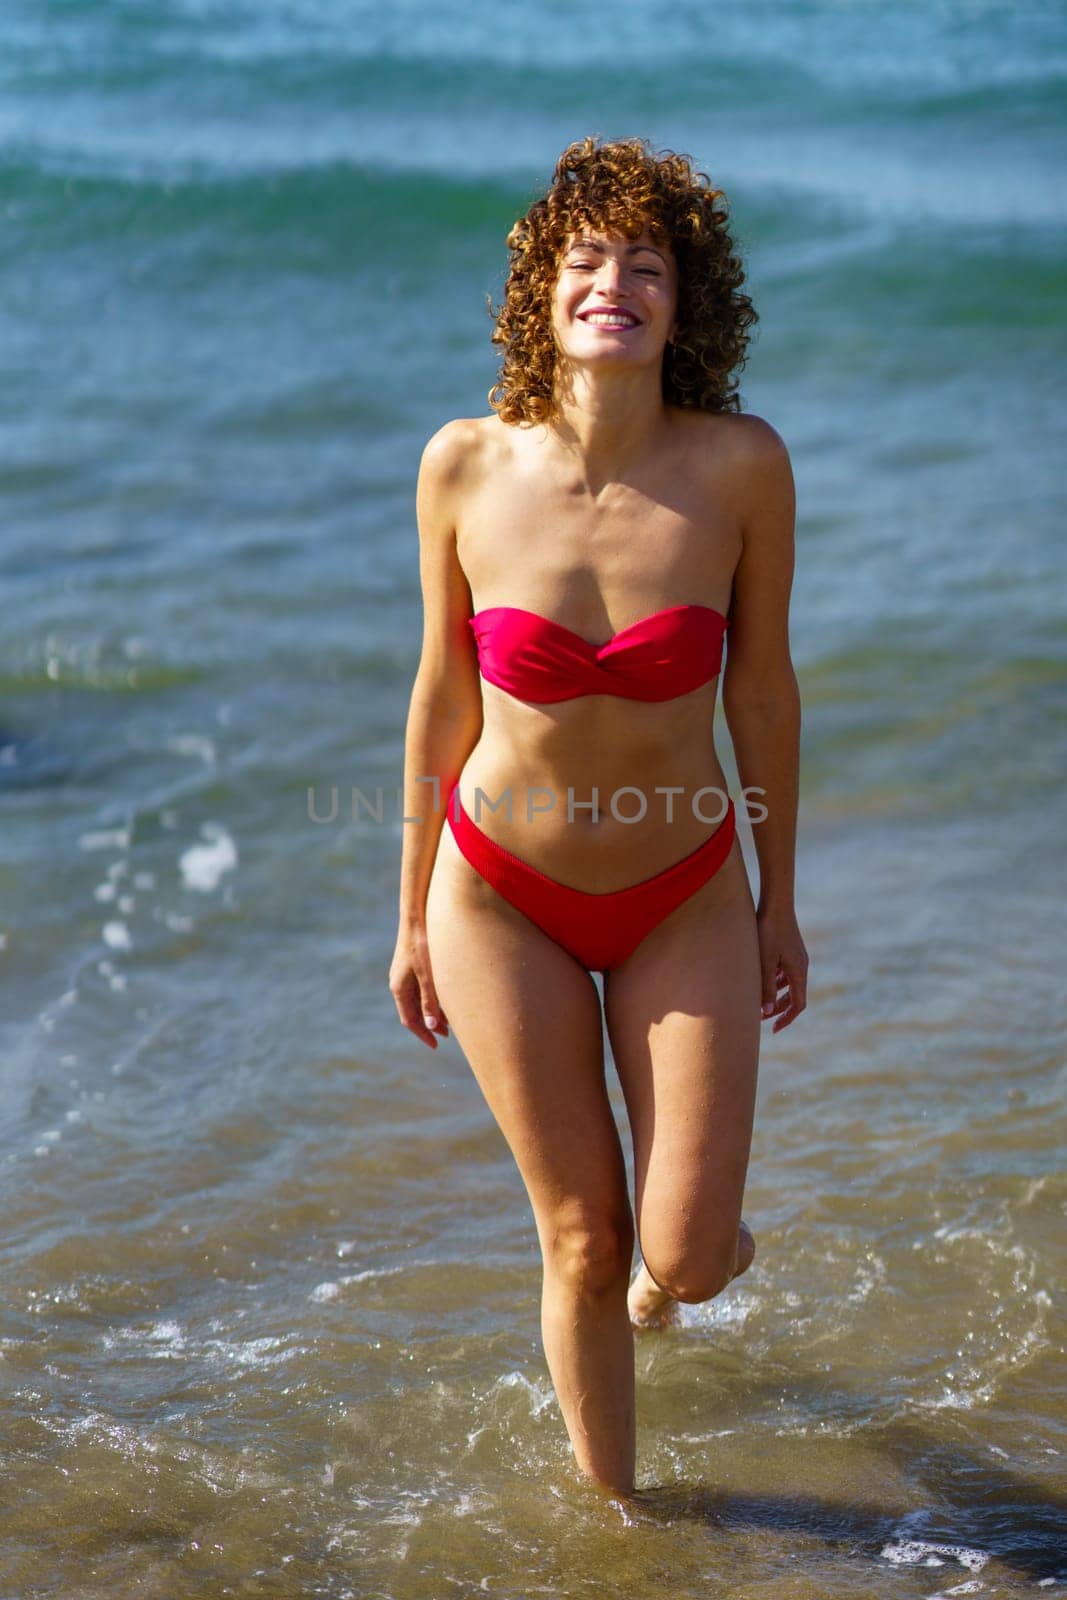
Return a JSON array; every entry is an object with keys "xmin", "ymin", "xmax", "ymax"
[
  {"xmin": 101, "ymin": 921, "xmax": 131, "ymax": 951},
  {"xmin": 881, "ymin": 1539, "xmax": 990, "ymax": 1572},
  {"xmin": 179, "ymin": 825, "xmax": 237, "ymax": 891},
  {"xmin": 310, "ymin": 1264, "xmax": 407, "ymax": 1301},
  {"xmin": 101, "ymin": 1320, "xmax": 187, "ymax": 1356},
  {"xmin": 496, "ymin": 1370, "xmax": 555, "ymax": 1414},
  {"xmin": 847, "ymin": 1251, "xmax": 887, "ymax": 1303},
  {"xmin": 146, "ymin": 1319, "xmax": 185, "ymax": 1344},
  {"xmin": 202, "ymin": 1334, "xmax": 291, "ymax": 1368},
  {"xmin": 684, "ymin": 1285, "xmax": 758, "ymax": 1331}
]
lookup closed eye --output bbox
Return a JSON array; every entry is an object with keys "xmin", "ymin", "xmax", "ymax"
[{"xmin": 568, "ymin": 263, "xmax": 661, "ymax": 276}]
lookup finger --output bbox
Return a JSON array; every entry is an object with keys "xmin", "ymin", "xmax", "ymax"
[
  {"xmin": 760, "ymin": 967, "xmax": 781, "ymax": 1017},
  {"xmin": 764, "ymin": 965, "xmax": 800, "ymax": 1026},
  {"xmin": 405, "ymin": 1002, "xmax": 439, "ymax": 1048},
  {"xmin": 419, "ymin": 989, "xmax": 449, "ymax": 1036},
  {"xmin": 772, "ymin": 994, "xmax": 806, "ymax": 1032},
  {"xmin": 778, "ymin": 967, "xmax": 807, "ymax": 1012},
  {"xmin": 393, "ymin": 979, "xmax": 441, "ymax": 1048},
  {"xmin": 762, "ymin": 975, "xmax": 792, "ymax": 1018}
]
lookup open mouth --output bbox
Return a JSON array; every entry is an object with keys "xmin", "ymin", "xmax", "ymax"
[{"xmin": 579, "ymin": 312, "xmax": 641, "ymax": 330}]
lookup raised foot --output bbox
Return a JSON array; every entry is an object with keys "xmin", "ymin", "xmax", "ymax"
[
  {"xmin": 628, "ymin": 1221, "xmax": 756, "ymax": 1331},
  {"xmin": 627, "ymin": 1262, "xmax": 680, "ymax": 1330}
]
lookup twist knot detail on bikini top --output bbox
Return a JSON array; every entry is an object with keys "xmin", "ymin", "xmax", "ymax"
[{"xmin": 468, "ymin": 603, "xmax": 729, "ymax": 703}]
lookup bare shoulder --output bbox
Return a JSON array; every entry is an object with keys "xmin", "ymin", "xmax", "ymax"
[
  {"xmin": 680, "ymin": 407, "xmax": 789, "ymax": 470},
  {"xmin": 416, "ymin": 419, "xmax": 491, "ymax": 550},
  {"xmin": 675, "ymin": 407, "xmax": 789, "ymax": 491},
  {"xmin": 725, "ymin": 409, "xmax": 790, "ymax": 456},
  {"xmin": 674, "ymin": 410, "xmax": 793, "ymax": 560},
  {"xmin": 709, "ymin": 411, "xmax": 795, "ymax": 539},
  {"xmin": 418, "ymin": 414, "xmax": 511, "ymax": 501},
  {"xmin": 419, "ymin": 415, "xmax": 486, "ymax": 483},
  {"xmin": 731, "ymin": 412, "xmax": 793, "ymax": 496}
]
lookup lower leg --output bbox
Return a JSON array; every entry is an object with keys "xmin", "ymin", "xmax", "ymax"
[
  {"xmin": 539, "ymin": 1261, "xmax": 636, "ymax": 1494},
  {"xmin": 628, "ymin": 1220, "xmax": 756, "ymax": 1327}
]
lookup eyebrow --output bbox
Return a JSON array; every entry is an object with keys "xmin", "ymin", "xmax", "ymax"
[{"xmin": 568, "ymin": 237, "xmax": 669, "ymax": 264}]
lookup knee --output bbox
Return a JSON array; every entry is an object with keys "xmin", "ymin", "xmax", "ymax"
[
  {"xmin": 544, "ymin": 1206, "xmax": 635, "ymax": 1295},
  {"xmin": 644, "ymin": 1227, "xmax": 746, "ymax": 1305}
]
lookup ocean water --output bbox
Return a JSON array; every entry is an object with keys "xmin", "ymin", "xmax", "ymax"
[{"xmin": 1, "ymin": 1, "xmax": 1064, "ymax": 1595}]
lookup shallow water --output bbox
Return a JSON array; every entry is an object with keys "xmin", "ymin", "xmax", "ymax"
[{"xmin": 1, "ymin": 0, "xmax": 1065, "ymax": 1594}]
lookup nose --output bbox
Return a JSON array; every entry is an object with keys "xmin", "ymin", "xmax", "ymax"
[{"xmin": 593, "ymin": 258, "xmax": 624, "ymax": 290}]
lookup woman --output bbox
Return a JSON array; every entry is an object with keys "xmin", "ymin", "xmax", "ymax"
[{"xmin": 389, "ymin": 135, "xmax": 807, "ymax": 1499}]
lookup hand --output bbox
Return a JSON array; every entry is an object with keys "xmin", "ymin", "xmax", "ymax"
[
  {"xmin": 389, "ymin": 921, "xmax": 450, "ymax": 1050},
  {"xmin": 756, "ymin": 903, "xmax": 808, "ymax": 1032}
]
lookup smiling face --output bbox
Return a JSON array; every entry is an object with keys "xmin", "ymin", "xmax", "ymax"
[{"xmin": 550, "ymin": 223, "xmax": 680, "ymax": 368}]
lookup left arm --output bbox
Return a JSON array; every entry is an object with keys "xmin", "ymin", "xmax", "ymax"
[{"xmin": 720, "ymin": 415, "xmax": 808, "ymax": 1031}]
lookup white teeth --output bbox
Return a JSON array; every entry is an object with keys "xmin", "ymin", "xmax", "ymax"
[{"xmin": 584, "ymin": 314, "xmax": 637, "ymax": 327}]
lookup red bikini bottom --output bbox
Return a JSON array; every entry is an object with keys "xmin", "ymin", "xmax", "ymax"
[{"xmin": 445, "ymin": 783, "xmax": 736, "ymax": 973}]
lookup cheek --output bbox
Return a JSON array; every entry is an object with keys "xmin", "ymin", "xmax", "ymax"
[{"xmin": 549, "ymin": 291, "xmax": 574, "ymax": 336}]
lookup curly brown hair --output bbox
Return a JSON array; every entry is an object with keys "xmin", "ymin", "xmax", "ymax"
[{"xmin": 486, "ymin": 135, "xmax": 758, "ymax": 427}]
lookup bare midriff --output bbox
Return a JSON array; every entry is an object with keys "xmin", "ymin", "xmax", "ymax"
[
  {"xmin": 456, "ymin": 679, "xmax": 732, "ymax": 892},
  {"xmin": 450, "ymin": 407, "xmax": 744, "ymax": 893}
]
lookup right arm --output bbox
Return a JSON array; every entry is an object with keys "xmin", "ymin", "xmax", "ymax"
[{"xmin": 389, "ymin": 420, "xmax": 483, "ymax": 1047}]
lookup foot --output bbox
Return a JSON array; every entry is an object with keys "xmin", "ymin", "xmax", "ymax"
[
  {"xmin": 627, "ymin": 1262, "xmax": 679, "ymax": 1330},
  {"xmin": 628, "ymin": 1221, "xmax": 756, "ymax": 1330}
]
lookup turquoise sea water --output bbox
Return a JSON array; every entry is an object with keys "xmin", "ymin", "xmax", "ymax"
[{"xmin": 1, "ymin": 3, "xmax": 1064, "ymax": 1595}]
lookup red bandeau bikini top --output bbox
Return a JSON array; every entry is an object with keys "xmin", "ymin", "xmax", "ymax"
[{"xmin": 468, "ymin": 602, "xmax": 729, "ymax": 704}]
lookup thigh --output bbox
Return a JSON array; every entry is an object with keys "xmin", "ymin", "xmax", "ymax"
[
  {"xmin": 602, "ymin": 841, "xmax": 761, "ymax": 1280},
  {"xmin": 425, "ymin": 824, "xmax": 633, "ymax": 1250}
]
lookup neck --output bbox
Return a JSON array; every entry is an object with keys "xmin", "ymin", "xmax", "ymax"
[{"xmin": 546, "ymin": 362, "xmax": 670, "ymax": 492}]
